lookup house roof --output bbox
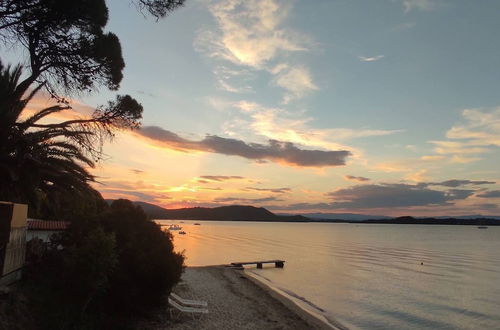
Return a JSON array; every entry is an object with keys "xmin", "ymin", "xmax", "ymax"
[{"xmin": 27, "ymin": 219, "xmax": 69, "ymax": 231}]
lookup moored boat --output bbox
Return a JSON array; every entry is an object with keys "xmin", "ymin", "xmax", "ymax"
[{"xmin": 168, "ymin": 224, "xmax": 182, "ymax": 231}]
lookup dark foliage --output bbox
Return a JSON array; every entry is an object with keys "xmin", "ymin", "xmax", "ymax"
[
  {"xmin": 136, "ymin": 0, "xmax": 185, "ymax": 19},
  {"xmin": 22, "ymin": 199, "xmax": 184, "ymax": 329},
  {"xmin": 24, "ymin": 223, "xmax": 117, "ymax": 329},
  {"xmin": 33, "ymin": 186, "xmax": 108, "ymax": 221},
  {"xmin": 0, "ymin": 0, "xmax": 185, "ymax": 207},
  {"xmin": 0, "ymin": 0, "xmax": 187, "ymax": 209},
  {"xmin": 0, "ymin": 0, "xmax": 123, "ymax": 96},
  {"xmin": 0, "ymin": 62, "xmax": 143, "ymax": 207},
  {"xmin": 100, "ymin": 199, "xmax": 185, "ymax": 314},
  {"xmin": 0, "ymin": 0, "xmax": 185, "ymax": 97}
]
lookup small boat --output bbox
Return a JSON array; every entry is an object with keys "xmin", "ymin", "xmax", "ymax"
[
  {"xmin": 168, "ymin": 224, "xmax": 182, "ymax": 231},
  {"xmin": 194, "ymin": 223, "xmax": 201, "ymax": 225},
  {"xmin": 477, "ymin": 226, "xmax": 488, "ymax": 229},
  {"xmin": 179, "ymin": 231, "xmax": 186, "ymax": 235}
]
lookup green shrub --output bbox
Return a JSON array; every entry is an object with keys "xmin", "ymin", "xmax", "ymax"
[
  {"xmin": 23, "ymin": 199, "xmax": 184, "ymax": 329},
  {"xmin": 99, "ymin": 199, "xmax": 185, "ymax": 314}
]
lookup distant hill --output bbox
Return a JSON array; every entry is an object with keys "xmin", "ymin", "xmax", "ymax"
[
  {"xmin": 361, "ymin": 216, "xmax": 500, "ymax": 226},
  {"xmin": 106, "ymin": 200, "xmax": 308, "ymax": 221},
  {"xmin": 296, "ymin": 212, "xmax": 391, "ymax": 221},
  {"xmin": 431, "ymin": 214, "xmax": 500, "ymax": 220},
  {"xmin": 106, "ymin": 200, "xmax": 499, "ymax": 224}
]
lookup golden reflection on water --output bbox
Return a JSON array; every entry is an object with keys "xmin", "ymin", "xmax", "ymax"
[{"xmin": 157, "ymin": 220, "xmax": 500, "ymax": 330}]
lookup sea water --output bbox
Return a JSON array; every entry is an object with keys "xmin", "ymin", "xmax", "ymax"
[{"xmin": 157, "ymin": 220, "xmax": 500, "ymax": 329}]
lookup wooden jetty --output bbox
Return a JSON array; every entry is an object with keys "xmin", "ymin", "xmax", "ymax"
[{"xmin": 231, "ymin": 260, "xmax": 285, "ymax": 269}]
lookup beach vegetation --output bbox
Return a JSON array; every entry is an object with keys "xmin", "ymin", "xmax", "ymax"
[
  {"xmin": 21, "ymin": 199, "xmax": 184, "ymax": 329},
  {"xmin": 0, "ymin": 1, "xmax": 186, "ymax": 328}
]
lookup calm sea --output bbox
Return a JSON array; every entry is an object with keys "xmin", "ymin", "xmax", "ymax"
[{"xmin": 157, "ymin": 220, "xmax": 500, "ymax": 329}]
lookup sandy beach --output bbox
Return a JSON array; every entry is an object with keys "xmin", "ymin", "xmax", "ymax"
[{"xmin": 139, "ymin": 266, "xmax": 334, "ymax": 330}]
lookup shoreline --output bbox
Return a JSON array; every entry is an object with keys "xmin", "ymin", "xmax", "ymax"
[
  {"xmin": 242, "ymin": 268, "xmax": 345, "ymax": 330},
  {"xmin": 141, "ymin": 265, "xmax": 344, "ymax": 329}
]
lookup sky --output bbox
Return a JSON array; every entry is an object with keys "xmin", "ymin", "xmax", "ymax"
[{"xmin": 14, "ymin": 0, "xmax": 500, "ymax": 216}]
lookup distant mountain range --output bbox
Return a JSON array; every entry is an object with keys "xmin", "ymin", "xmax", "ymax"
[
  {"xmin": 107, "ymin": 200, "xmax": 308, "ymax": 221},
  {"xmin": 288, "ymin": 213, "xmax": 500, "ymax": 221},
  {"xmin": 106, "ymin": 200, "xmax": 500, "ymax": 224},
  {"xmin": 288, "ymin": 213, "xmax": 392, "ymax": 221}
]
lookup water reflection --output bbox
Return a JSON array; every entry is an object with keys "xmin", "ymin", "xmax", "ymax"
[{"xmin": 157, "ymin": 220, "xmax": 500, "ymax": 329}]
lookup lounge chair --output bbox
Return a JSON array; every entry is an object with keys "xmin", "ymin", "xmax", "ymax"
[
  {"xmin": 170, "ymin": 292, "xmax": 208, "ymax": 307},
  {"xmin": 168, "ymin": 297, "xmax": 208, "ymax": 319}
]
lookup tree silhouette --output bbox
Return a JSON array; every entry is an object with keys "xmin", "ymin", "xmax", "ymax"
[
  {"xmin": 0, "ymin": 0, "xmax": 183, "ymax": 207},
  {"xmin": 0, "ymin": 62, "xmax": 140, "ymax": 207},
  {"xmin": 0, "ymin": 0, "xmax": 185, "ymax": 96}
]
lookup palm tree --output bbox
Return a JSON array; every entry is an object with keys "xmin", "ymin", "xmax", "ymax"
[{"xmin": 0, "ymin": 62, "xmax": 96, "ymax": 212}]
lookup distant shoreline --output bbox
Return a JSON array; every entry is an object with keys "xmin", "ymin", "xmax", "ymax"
[
  {"xmin": 156, "ymin": 217, "xmax": 500, "ymax": 226},
  {"xmin": 117, "ymin": 199, "xmax": 500, "ymax": 225}
]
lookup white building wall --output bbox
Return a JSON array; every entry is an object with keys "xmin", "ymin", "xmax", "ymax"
[{"xmin": 26, "ymin": 230, "xmax": 60, "ymax": 243}]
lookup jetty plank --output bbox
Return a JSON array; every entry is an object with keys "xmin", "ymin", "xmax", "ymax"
[{"xmin": 231, "ymin": 260, "xmax": 285, "ymax": 268}]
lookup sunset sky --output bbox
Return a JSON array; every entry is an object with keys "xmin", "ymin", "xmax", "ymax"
[{"xmin": 11, "ymin": 0, "xmax": 500, "ymax": 216}]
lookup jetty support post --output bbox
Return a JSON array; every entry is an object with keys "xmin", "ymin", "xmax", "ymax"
[{"xmin": 257, "ymin": 263, "xmax": 263, "ymax": 269}]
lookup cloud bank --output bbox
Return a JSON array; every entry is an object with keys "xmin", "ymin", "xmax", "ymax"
[
  {"xmin": 427, "ymin": 179, "xmax": 495, "ymax": 188},
  {"xmin": 138, "ymin": 126, "xmax": 351, "ymax": 167},
  {"xmin": 273, "ymin": 183, "xmax": 476, "ymax": 211},
  {"xmin": 325, "ymin": 184, "xmax": 473, "ymax": 208},
  {"xmin": 476, "ymin": 190, "xmax": 500, "ymax": 198}
]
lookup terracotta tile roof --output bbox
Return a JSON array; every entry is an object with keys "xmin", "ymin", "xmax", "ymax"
[{"xmin": 27, "ymin": 219, "xmax": 69, "ymax": 231}]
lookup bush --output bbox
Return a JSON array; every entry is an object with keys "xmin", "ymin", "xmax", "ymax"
[
  {"xmin": 22, "ymin": 199, "xmax": 184, "ymax": 329},
  {"xmin": 100, "ymin": 199, "xmax": 184, "ymax": 314},
  {"xmin": 24, "ymin": 223, "xmax": 117, "ymax": 329}
]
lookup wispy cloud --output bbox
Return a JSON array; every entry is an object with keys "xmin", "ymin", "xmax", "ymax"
[
  {"xmin": 243, "ymin": 187, "xmax": 291, "ymax": 193},
  {"xmin": 358, "ymin": 55, "xmax": 384, "ymax": 62},
  {"xmin": 405, "ymin": 169, "xmax": 429, "ymax": 182},
  {"xmin": 96, "ymin": 179, "xmax": 172, "ymax": 204},
  {"xmin": 344, "ymin": 175, "xmax": 370, "ymax": 182},
  {"xmin": 196, "ymin": 0, "xmax": 317, "ymax": 102},
  {"xmin": 274, "ymin": 66, "xmax": 318, "ymax": 103},
  {"xmin": 213, "ymin": 66, "xmax": 254, "ymax": 93},
  {"xmin": 399, "ymin": 0, "xmax": 436, "ymax": 13},
  {"xmin": 198, "ymin": 175, "xmax": 245, "ymax": 182},
  {"xmin": 197, "ymin": 0, "xmax": 306, "ymax": 68},
  {"xmin": 137, "ymin": 126, "xmax": 351, "ymax": 167},
  {"xmin": 429, "ymin": 107, "xmax": 500, "ymax": 162},
  {"xmin": 214, "ymin": 196, "xmax": 282, "ymax": 203},
  {"xmin": 227, "ymin": 100, "xmax": 401, "ymax": 151}
]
